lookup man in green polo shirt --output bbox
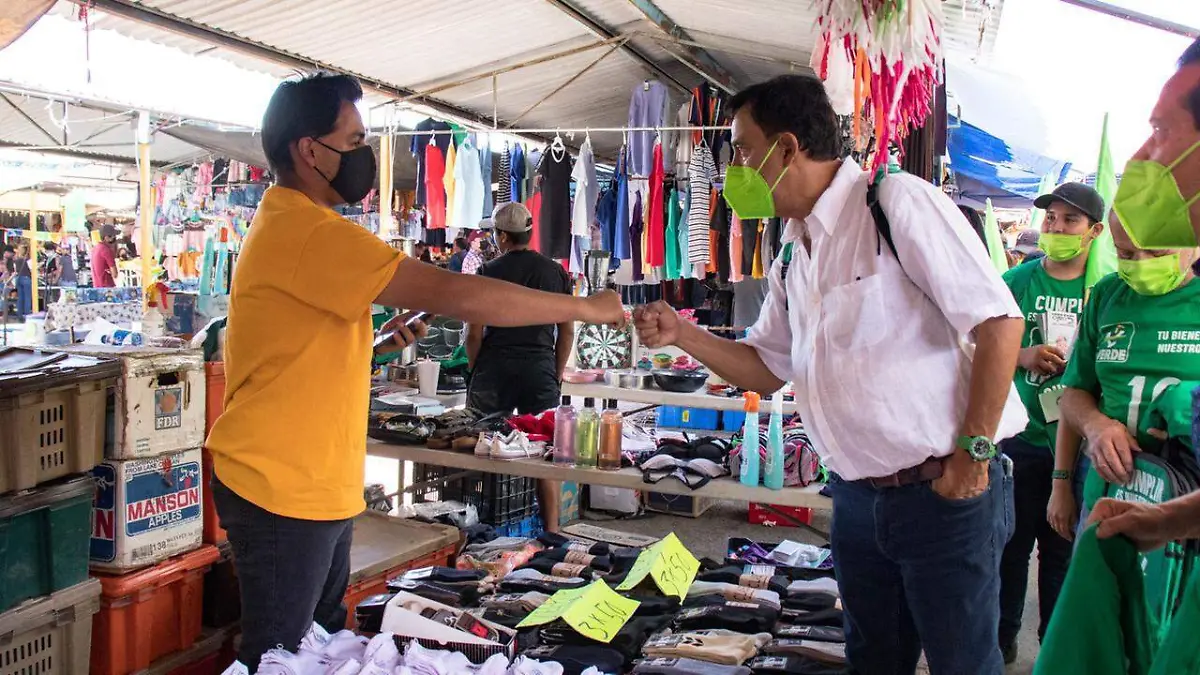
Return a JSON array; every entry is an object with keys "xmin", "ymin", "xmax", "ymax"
[{"xmin": 998, "ymin": 182, "xmax": 1104, "ymax": 663}]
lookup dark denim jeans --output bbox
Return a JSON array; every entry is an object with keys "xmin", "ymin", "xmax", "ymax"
[
  {"xmin": 997, "ymin": 437, "xmax": 1076, "ymax": 649},
  {"xmin": 211, "ymin": 476, "xmax": 354, "ymax": 671},
  {"xmin": 828, "ymin": 458, "xmax": 1014, "ymax": 675}
]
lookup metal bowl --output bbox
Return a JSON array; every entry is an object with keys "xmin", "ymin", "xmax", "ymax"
[
  {"xmin": 605, "ymin": 369, "xmax": 653, "ymax": 389},
  {"xmin": 651, "ymin": 369, "xmax": 709, "ymax": 393}
]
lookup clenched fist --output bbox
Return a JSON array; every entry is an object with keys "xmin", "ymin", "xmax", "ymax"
[{"xmin": 633, "ymin": 301, "xmax": 683, "ymax": 348}]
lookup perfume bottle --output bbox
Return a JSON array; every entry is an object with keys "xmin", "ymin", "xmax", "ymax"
[
  {"xmin": 553, "ymin": 396, "xmax": 576, "ymax": 465},
  {"xmin": 598, "ymin": 399, "xmax": 623, "ymax": 470},
  {"xmin": 574, "ymin": 397, "xmax": 599, "ymax": 468}
]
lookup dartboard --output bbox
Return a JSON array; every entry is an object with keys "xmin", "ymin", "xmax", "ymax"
[{"xmin": 576, "ymin": 323, "xmax": 633, "ymax": 370}]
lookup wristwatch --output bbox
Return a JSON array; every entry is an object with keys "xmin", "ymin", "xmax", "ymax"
[
  {"xmin": 956, "ymin": 435, "xmax": 997, "ymax": 462},
  {"xmin": 1051, "ymin": 470, "xmax": 1072, "ymax": 481}
]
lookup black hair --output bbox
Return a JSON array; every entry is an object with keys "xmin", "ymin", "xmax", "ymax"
[
  {"xmin": 1180, "ymin": 37, "xmax": 1200, "ymax": 130},
  {"xmin": 1, "ymin": 245, "xmax": 12, "ymax": 255},
  {"xmin": 729, "ymin": 74, "xmax": 842, "ymax": 162},
  {"xmin": 957, "ymin": 206, "xmax": 987, "ymax": 245},
  {"xmin": 501, "ymin": 229, "xmax": 532, "ymax": 247},
  {"xmin": 261, "ymin": 73, "xmax": 364, "ymax": 175},
  {"xmin": 42, "ymin": 241, "xmax": 56, "ymax": 251},
  {"xmin": 453, "ymin": 237, "xmax": 469, "ymax": 251}
]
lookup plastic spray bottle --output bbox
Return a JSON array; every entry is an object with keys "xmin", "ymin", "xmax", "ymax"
[
  {"xmin": 739, "ymin": 392, "xmax": 761, "ymax": 487},
  {"xmin": 764, "ymin": 391, "xmax": 785, "ymax": 490},
  {"xmin": 598, "ymin": 399, "xmax": 623, "ymax": 470},
  {"xmin": 553, "ymin": 396, "xmax": 576, "ymax": 465},
  {"xmin": 574, "ymin": 398, "xmax": 599, "ymax": 468}
]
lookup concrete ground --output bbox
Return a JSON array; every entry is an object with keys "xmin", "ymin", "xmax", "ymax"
[{"xmin": 605, "ymin": 499, "xmax": 1040, "ymax": 675}]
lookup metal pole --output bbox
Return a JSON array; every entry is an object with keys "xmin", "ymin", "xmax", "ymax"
[
  {"xmin": 1057, "ymin": 0, "xmax": 1199, "ymax": 37},
  {"xmin": 492, "ymin": 75, "xmax": 498, "ymax": 130},
  {"xmin": 506, "ymin": 39, "xmax": 627, "ymax": 128},
  {"xmin": 389, "ymin": 124, "xmax": 731, "ymax": 137},
  {"xmin": 137, "ymin": 111, "xmax": 153, "ymax": 309},
  {"xmin": 27, "ymin": 194, "xmax": 38, "ymax": 314}
]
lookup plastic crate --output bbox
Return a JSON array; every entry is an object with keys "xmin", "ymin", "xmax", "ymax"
[
  {"xmin": 140, "ymin": 627, "xmax": 236, "ymax": 675},
  {"xmin": 493, "ymin": 513, "xmax": 543, "ymax": 538},
  {"xmin": 410, "ymin": 463, "xmax": 473, "ymax": 504},
  {"xmin": 414, "ymin": 466, "xmax": 538, "ymax": 526},
  {"xmin": 202, "ymin": 362, "xmax": 226, "ymax": 546},
  {"xmin": 657, "ymin": 405, "xmax": 720, "ymax": 431},
  {"xmin": 0, "ymin": 578, "xmax": 101, "ymax": 675},
  {"xmin": 0, "ymin": 475, "xmax": 93, "ymax": 612},
  {"xmin": 722, "ymin": 411, "xmax": 746, "ymax": 432},
  {"xmin": 91, "ymin": 544, "xmax": 220, "ymax": 675},
  {"xmin": 342, "ymin": 511, "xmax": 460, "ymax": 629},
  {"xmin": 0, "ymin": 348, "xmax": 118, "ymax": 495}
]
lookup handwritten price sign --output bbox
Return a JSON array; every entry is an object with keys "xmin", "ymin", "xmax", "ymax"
[
  {"xmin": 616, "ymin": 532, "xmax": 699, "ymax": 600},
  {"xmin": 516, "ymin": 581, "xmax": 640, "ymax": 643}
]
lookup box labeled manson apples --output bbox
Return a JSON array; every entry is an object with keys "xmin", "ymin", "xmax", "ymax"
[{"xmin": 90, "ymin": 448, "xmax": 204, "ymax": 572}]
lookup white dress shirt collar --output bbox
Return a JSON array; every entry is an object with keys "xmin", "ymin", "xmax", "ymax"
[{"xmin": 806, "ymin": 158, "xmax": 865, "ymax": 237}]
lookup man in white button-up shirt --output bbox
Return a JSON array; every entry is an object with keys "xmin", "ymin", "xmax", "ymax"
[{"xmin": 635, "ymin": 75, "xmax": 1028, "ymax": 675}]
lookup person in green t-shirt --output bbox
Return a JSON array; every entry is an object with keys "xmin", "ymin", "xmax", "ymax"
[
  {"xmin": 1060, "ymin": 215, "xmax": 1200, "ymax": 521},
  {"xmin": 998, "ymin": 182, "xmax": 1103, "ymax": 662}
]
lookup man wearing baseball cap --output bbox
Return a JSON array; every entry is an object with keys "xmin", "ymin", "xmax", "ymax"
[
  {"xmin": 466, "ymin": 201, "xmax": 574, "ymax": 531},
  {"xmin": 1012, "ymin": 229, "xmax": 1044, "ymax": 264},
  {"xmin": 997, "ymin": 181, "xmax": 1105, "ymax": 662}
]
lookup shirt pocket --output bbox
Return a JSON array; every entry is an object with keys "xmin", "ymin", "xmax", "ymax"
[{"xmin": 821, "ymin": 272, "xmax": 893, "ymax": 351}]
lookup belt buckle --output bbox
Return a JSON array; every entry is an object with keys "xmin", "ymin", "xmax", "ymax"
[{"xmin": 868, "ymin": 473, "xmax": 902, "ymax": 489}]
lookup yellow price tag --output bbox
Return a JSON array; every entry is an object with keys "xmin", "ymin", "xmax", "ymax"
[
  {"xmin": 561, "ymin": 580, "xmax": 641, "ymax": 643},
  {"xmin": 615, "ymin": 533, "xmax": 699, "ymax": 600},
  {"xmin": 516, "ymin": 586, "xmax": 588, "ymax": 628}
]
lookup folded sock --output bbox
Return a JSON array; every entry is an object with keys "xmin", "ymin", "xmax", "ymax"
[
  {"xmin": 521, "ymin": 645, "xmax": 625, "ymax": 675},
  {"xmin": 762, "ymin": 640, "xmax": 847, "ymax": 665},
  {"xmin": 509, "ymin": 654, "xmax": 568, "ymax": 675},
  {"xmin": 482, "ymin": 591, "xmax": 550, "ymax": 613},
  {"xmin": 687, "ymin": 582, "xmax": 782, "ymax": 610},
  {"xmin": 746, "ymin": 655, "xmax": 852, "ymax": 675},
  {"xmin": 633, "ymin": 656, "xmax": 752, "ymax": 675},
  {"xmin": 642, "ymin": 630, "xmax": 771, "ymax": 666},
  {"xmin": 696, "ymin": 566, "xmax": 789, "ymax": 596},
  {"xmin": 537, "ymin": 548, "xmax": 614, "ymax": 571},
  {"xmin": 622, "ymin": 594, "xmax": 681, "ymax": 617},
  {"xmin": 785, "ymin": 579, "xmax": 839, "ymax": 597},
  {"xmin": 522, "ymin": 556, "xmax": 603, "ymax": 579},
  {"xmin": 387, "ymin": 579, "xmax": 478, "ymax": 606},
  {"xmin": 538, "ymin": 532, "xmax": 610, "ymax": 556},
  {"xmin": 781, "ymin": 592, "xmax": 839, "ymax": 612},
  {"xmin": 683, "ymin": 596, "xmax": 782, "ymax": 625},
  {"xmin": 500, "ymin": 568, "xmax": 589, "ymax": 594},
  {"xmin": 401, "ymin": 566, "xmax": 487, "ymax": 584},
  {"xmin": 540, "ymin": 614, "xmax": 673, "ymax": 665},
  {"xmin": 778, "ymin": 608, "xmax": 843, "ymax": 628},
  {"xmin": 773, "ymin": 625, "xmax": 844, "ymax": 643},
  {"xmin": 673, "ymin": 604, "xmax": 776, "ymax": 634}
]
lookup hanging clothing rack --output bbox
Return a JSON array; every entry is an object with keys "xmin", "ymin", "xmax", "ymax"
[{"xmin": 388, "ymin": 124, "xmax": 731, "ymax": 137}]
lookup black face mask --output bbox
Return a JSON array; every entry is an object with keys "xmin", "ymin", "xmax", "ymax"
[{"xmin": 314, "ymin": 139, "xmax": 376, "ymax": 205}]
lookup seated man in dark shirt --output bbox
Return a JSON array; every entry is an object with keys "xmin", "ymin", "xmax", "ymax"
[
  {"xmin": 466, "ymin": 202, "xmax": 575, "ymax": 531},
  {"xmin": 448, "ymin": 237, "xmax": 468, "ymax": 273}
]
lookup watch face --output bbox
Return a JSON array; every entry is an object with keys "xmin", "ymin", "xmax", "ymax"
[{"xmin": 969, "ymin": 438, "xmax": 993, "ymax": 459}]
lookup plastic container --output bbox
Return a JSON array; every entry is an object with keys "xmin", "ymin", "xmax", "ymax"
[
  {"xmin": 0, "ymin": 348, "xmax": 119, "ymax": 494},
  {"xmin": 202, "ymin": 362, "xmax": 225, "ymax": 546},
  {"xmin": 342, "ymin": 512, "xmax": 460, "ymax": 628},
  {"xmin": 657, "ymin": 405, "xmax": 720, "ymax": 430},
  {"xmin": 61, "ymin": 345, "xmax": 205, "ymax": 459},
  {"xmin": 598, "ymin": 399, "xmax": 622, "ymax": 471},
  {"xmin": 90, "ymin": 448, "xmax": 204, "ymax": 572},
  {"xmin": 553, "ymin": 396, "xmax": 576, "ymax": 465},
  {"xmin": 764, "ymin": 392, "xmax": 785, "ymax": 490},
  {"xmin": 141, "ymin": 626, "xmax": 235, "ymax": 675},
  {"xmin": 740, "ymin": 393, "xmax": 762, "ymax": 487},
  {"xmin": 574, "ymin": 398, "xmax": 599, "ymax": 468},
  {"xmin": 91, "ymin": 545, "xmax": 220, "ymax": 675},
  {"xmin": 0, "ymin": 578, "xmax": 101, "ymax": 675},
  {"xmin": 493, "ymin": 512, "xmax": 543, "ymax": 538},
  {"xmin": 0, "ymin": 475, "xmax": 93, "ymax": 612}
]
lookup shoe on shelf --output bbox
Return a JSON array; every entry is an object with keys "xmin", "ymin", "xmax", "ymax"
[
  {"xmin": 490, "ymin": 432, "xmax": 543, "ymax": 460},
  {"xmin": 475, "ymin": 433, "xmax": 493, "ymax": 457}
]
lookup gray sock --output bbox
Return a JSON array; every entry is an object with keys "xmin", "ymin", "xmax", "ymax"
[{"xmin": 634, "ymin": 657, "xmax": 752, "ymax": 675}]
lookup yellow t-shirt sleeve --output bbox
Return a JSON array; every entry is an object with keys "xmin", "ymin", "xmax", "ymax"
[{"xmin": 289, "ymin": 217, "xmax": 404, "ymax": 321}]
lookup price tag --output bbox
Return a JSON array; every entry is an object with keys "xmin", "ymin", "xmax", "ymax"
[
  {"xmin": 615, "ymin": 533, "xmax": 699, "ymax": 599},
  {"xmin": 516, "ymin": 586, "xmax": 588, "ymax": 628},
  {"xmin": 561, "ymin": 580, "xmax": 641, "ymax": 643}
]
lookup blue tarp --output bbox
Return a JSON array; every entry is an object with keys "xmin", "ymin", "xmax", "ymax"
[{"xmin": 948, "ymin": 115, "xmax": 1072, "ymax": 210}]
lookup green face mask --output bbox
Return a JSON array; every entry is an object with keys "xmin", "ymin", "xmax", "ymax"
[
  {"xmin": 1117, "ymin": 253, "xmax": 1185, "ymax": 296},
  {"xmin": 1113, "ymin": 140, "xmax": 1200, "ymax": 249},
  {"xmin": 1038, "ymin": 232, "xmax": 1088, "ymax": 262},
  {"xmin": 723, "ymin": 140, "xmax": 789, "ymax": 219}
]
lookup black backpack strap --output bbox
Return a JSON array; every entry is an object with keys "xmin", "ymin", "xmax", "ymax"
[{"xmin": 867, "ymin": 178, "xmax": 900, "ymax": 265}]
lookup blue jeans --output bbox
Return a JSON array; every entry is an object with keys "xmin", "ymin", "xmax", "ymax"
[
  {"xmin": 15, "ymin": 276, "xmax": 31, "ymax": 315},
  {"xmin": 828, "ymin": 458, "xmax": 1014, "ymax": 675},
  {"xmin": 211, "ymin": 476, "xmax": 353, "ymax": 671}
]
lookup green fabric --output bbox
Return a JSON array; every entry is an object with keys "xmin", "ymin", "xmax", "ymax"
[
  {"xmin": 1035, "ymin": 525, "xmax": 1155, "ymax": 675},
  {"xmin": 665, "ymin": 188, "xmax": 682, "ymax": 280},
  {"xmin": 1144, "ymin": 381, "xmax": 1200, "ymax": 447},
  {"xmin": 1062, "ymin": 274, "xmax": 1200, "ymax": 451},
  {"xmin": 1087, "ymin": 112, "xmax": 1120, "ymax": 290},
  {"xmin": 1028, "ymin": 173, "xmax": 1057, "ymax": 231},
  {"xmin": 1004, "ymin": 259, "xmax": 1086, "ymax": 448},
  {"xmin": 984, "ymin": 198, "xmax": 1010, "ymax": 273},
  {"xmin": 1150, "ymin": 565, "xmax": 1200, "ymax": 675}
]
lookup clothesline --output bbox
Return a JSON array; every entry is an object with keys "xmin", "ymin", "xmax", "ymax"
[{"xmin": 388, "ymin": 124, "xmax": 732, "ymax": 137}]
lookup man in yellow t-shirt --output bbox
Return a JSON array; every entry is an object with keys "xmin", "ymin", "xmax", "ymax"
[{"xmin": 206, "ymin": 73, "xmax": 623, "ymax": 670}]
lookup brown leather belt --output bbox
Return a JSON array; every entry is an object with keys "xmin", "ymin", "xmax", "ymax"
[{"xmin": 860, "ymin": 456, "xmax": 947, "ymax": 489}]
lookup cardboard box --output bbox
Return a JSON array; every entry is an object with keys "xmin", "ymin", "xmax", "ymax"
[
  {"xmin": 559, "ymin": 481, "xmax": 580, "ymax": 526},
  {"xmin": 90, "ymin": 448, "xmax": 204, "ymax": 572},
  {"xmin": 748, "ymin": 502, "xmax": 813, "ymax": 528},
  {"xmin": 381, "ymin": 591, "xmax": 516, "ymax": 663},
  {"xmin": 643, "ymin": 491, "xmax": 715, "ymax": 518}
]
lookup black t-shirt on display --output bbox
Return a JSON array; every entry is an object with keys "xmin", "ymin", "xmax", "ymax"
[
  {"xmin": 537, "ymin": 148, "xmax": 573, "ymax": 259},
  {"xmin": 479, "ymin": 249, "xmax": 571, "ymax": 357}
]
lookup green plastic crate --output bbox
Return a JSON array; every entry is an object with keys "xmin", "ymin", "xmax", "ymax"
[{"xmin": 0, "ymin": 475, "xmax": 93, "ymax": 612}]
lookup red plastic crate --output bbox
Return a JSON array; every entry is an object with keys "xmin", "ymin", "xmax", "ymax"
[
  {"xmin": 91, "ymin": 545, "xmax": 220, "ymax": 675},
  {"xmin": 343, "ymin": 542, "xmax": 457, "ymax": 629},
  {"xmin": 748, "ymin": 502, "xmax": 813, "ymax": 528},
  {"xmin": 203, "ymin": 363, "xmax": 226, "ymax": 546}
]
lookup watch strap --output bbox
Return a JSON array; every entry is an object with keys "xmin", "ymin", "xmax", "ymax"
[{"xmin": 1051, "ymin": 470, "xmax": 1071, "ymax": 481}]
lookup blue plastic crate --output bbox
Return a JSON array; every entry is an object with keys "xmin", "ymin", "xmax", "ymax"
[
  {"xmin": 723, "ymin": 411, "xmax": 746, "ymax": 431},
  {"xmin": 494, "ymin": 513, "xmax": 543, "ymax": 538},
  {"xmin": 658, "ymin": 406, "xmax": 720, "ymax": 430}
]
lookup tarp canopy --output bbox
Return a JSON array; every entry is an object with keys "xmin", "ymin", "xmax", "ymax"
[{"xmin": 948, "ymin": 115, "xmax": 1072, "ymax": 211}]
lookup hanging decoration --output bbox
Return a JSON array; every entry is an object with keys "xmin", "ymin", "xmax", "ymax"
[{"xmin": 814, "ymin": 0, "xmax": 945, "ymax": 173}]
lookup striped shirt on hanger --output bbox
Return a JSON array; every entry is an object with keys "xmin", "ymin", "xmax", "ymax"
[
  {"xmin": 498, "ymin": 147, "xmax": 512, "ymax": 204},
  {"xmin": 687, "ymin": 144, "xmax": 716, "ymax": 265}
]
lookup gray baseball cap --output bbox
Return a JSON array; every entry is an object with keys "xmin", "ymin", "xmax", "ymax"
[{"xmin": 492, "ymin": 202, "xmax": 533, "ymax": 233}]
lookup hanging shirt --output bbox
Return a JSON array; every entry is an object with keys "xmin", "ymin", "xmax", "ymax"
[
  {"xmin": 729, "ymin": 218, "xmax": 744, "ymax": 283},
  {"xmin": 410, "ymin": 118, "xmax": 452, "ymax": 207},
  {"xmin": 630, "ymin": 191, "xmax": 644, "ymax": 282},
  {"xmin": 424, "ymin": 144, "xmax": 447, "ymax": 230},
  {"xmin": 526, "ymin": 191, "xmax": 543, "ymax": 254},
  {"xmin": 664, "ymin": 188, "xmax": 683, "ymax": 281},
  {"xmin": 627, "ymin": 80, "xmax": 668, "ymax": 176},
  {"xmin": 615, "ymin": 146, "xmax": 632, "ymax": 260},
  {"xmin": 687, "ymin": 145, "xmax": 716, "ymax": 265},
  {"xmin": 710, "ymin": 191, "xmax": 732, "ymax": 283},
  {"xmin": 510, "ymin": 144, "xmax": 526, "ymax": 203},
  {"xmin": 646, "ymin": 142, "xmax": 666, "ymax": 268},
  {"xmin": 451, "ymin": 137, "xmax": 485, "ymax": 230},
  {"xmin": 675, "ymin": 106, "xmax": 694, "ymax": 179},
  {"xmin": 538, "ymin": 147, "xmax": 574, "ymax": 260},
  {"xmin": 571, "ymin": 138, "xmax": 598, "ymax": 237},
  {"xmin": 498, "ymin": 146, "xmax": 512, "ymax": 204},
  {"xmin": 596, "ymin": 182, "xmax": 618, "ymax": 255},
  {"xmin": 478, "ymin": 135, "xmax": 494, "ymax": 219},
  {"xmin": 443, "ymin": 143, "xmax": 458, "ymax": 230}
]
